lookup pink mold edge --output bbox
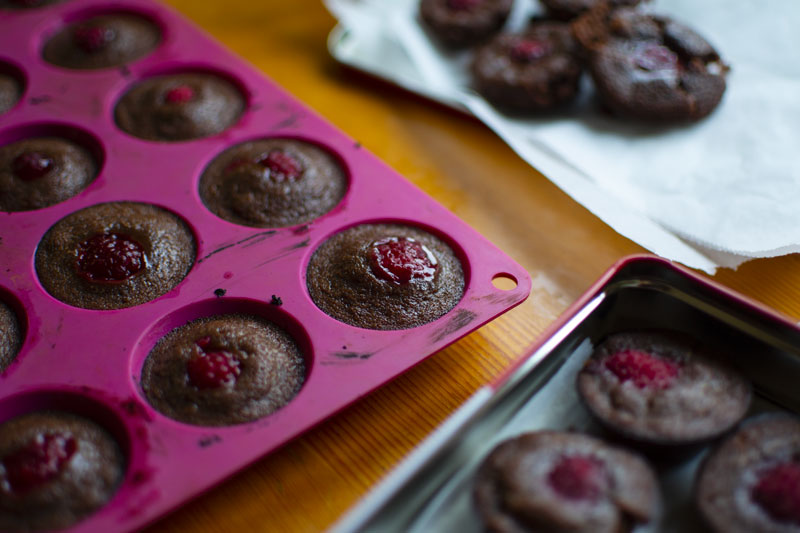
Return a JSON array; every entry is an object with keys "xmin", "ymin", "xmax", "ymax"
[{"xmin": 0, "ymin": 0, "xmax": 532, "ymax": 531}]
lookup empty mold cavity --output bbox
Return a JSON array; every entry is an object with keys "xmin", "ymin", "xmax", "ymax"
[
  {"xmin": 114, "ymin": 67, "xmax": 247, "ymax": 142},
  {"xmin": 135, "ymin": 298, "xmax": 312, "ymax": 427},
  {"xmin": 198, "ymin": 136, "xmax": 350, "ymax": 228},
  {"xmin": 0, "ymin": 389, "xmax": 129, "ymax": 531},
  {"xmin": 0, "ymin": 286, "xmax": 26, "ymax": 374},
  {"xmin": 0, "ymin": 122, "xmax": 104, "ymax": 212},
  {"xmin": 41, "ymin": 8, "xmax": 162, "ymax": 70},
  {"xmin": 0, "ymin": 59, "xmax": 24, "ymax": 115},
  {"xmin": 34, "ymin": 201, "xmax": 197, "ymax": 310},
  {"xmin": 306, "ymin": 220, "xmax": 469, "ymax": 330}
]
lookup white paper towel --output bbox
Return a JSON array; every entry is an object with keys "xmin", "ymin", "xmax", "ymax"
[{"xmin": 325, "ymin": 0, "xmax": 800, "ymax": 273}]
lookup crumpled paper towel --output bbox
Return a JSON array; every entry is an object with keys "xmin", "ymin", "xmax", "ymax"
[{"xmin": 325, "ymin": 0, "xmax": 800, "ymax": 273}]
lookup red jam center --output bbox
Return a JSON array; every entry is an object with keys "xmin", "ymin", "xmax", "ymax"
[
  {"xmin": 75, "ymin": 233, "xmax": 146, "ymax": 283},
  {"xmin": 186, "ymin": 336, "xmax": 241, "ymax": 389},
  {"xmin": 2, "ymin": 432, "xmax": 77, "ymax": 493},
  {"xmin": 510, "ymin": 39, "xmax": 552, "ymax": 62},
  {"xmin": 447, "ymin": 0, "xmax": 481, "ymax": 10},
  {"xmin": 752, "ymin": 462, "xmax": 800, "ymax": 525},
  {"xmin": 547, "ymin": 455, "xmax": 607, "ymax": 501},
  {"xmin": 73, "ymin": 25, "xmax": 115, "ymax": 54},
  {"xmin": 368, "ymin": 237, "xmax": 438, "ymax": 285},
  {"xmin": 12, "ymin": 151, "xmax": 53, "ymax": 180},
  {"xmin": 604, "ymin": 349, "xmax": 679, "ymax": 389},
  {"xmin": 257, "ymin": 150, "xmax": 304, "ymax": 182},
  {"xmin": 164, "ymin": 85, "xmax": 195, "ymax": 104},
  {"xmin": 633, "ymin": 43, "xmax": 679, "ymax": 72}
]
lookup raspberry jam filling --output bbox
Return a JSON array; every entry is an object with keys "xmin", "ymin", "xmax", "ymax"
[
  {"xmin": 510, "ymin": 39, "xmax": 552, "ymax": 62},
  {"xmin": 632, "ymin": 42, "xmax": 679, "ymax": 72},
  {"xmin": 75, "ymin": 232, "xmax": 146, "ymax": 283},
  {"xmin": 2, "ymin": 432, "xmax": 77, "ymax": 493},
  {"xmin": 604, "ymin": 349, "xmax": 679, "ymax": 389},
  {"xmin": 73, "ymin": 25, "xmax": 116, "ymax": 54},
  {"xmin": 447, "ymin": 0, "xmax": 481, "ymax": 10},
  {"xmin": 186, "ymin": 336, "xmax": 241, "ymax": 389},
  {"xmin": 164, "ymin": 85, "xmax": 195, "ymax": 104},
  {"xmin": 257, "ymin": 150, "xmax": 304, "ymax": 182},
  {"xmin": 12, "ymin": 151, "xmax": 53, "ymax": 180},
  {"xmin": 547, "ymin": 455, "xmax": 608, "ymax": 501},
  {"xmin": 368, "ymin": 237, "xmax": 439, "ymax": 285},
  {"xmin": 751, "ymin": 461, "xmax": 800, "ymax": 525}
]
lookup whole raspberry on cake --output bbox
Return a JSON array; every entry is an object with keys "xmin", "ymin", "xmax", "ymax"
[
  {"xmin": 199, "ymin": 138, "xmax": 347, "ymax": 227},
  {"xmin": 0, "ymin": 411, "xmax": 124, "ymax": 531},
  {"xmin": 577, "ymin": 331, "xmax": 751, "ymax": 448},
  {"xmin": 473, "ymin": 431, "xmax": 661, "ymax": 533},
  {"xmin": 140, "ymin": 314, "xmax": 306, "ymax": 426},
  {"xmin": 35, "ymin": 202, "xmax": 195, "ymax": 310},
  {"xmin": 306, "ymin": 223, "xmax": 464, "ymax": 330}
]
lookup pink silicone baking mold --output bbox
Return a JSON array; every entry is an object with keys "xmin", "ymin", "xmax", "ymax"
[{"xmin": 0, "ymin": 1, "xmax": 531, "ymax": 530}]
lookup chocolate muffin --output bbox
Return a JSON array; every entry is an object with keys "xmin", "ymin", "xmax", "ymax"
[
  {"xmin": 471, "ymin": 21, "xmax": 583, "ymax": 112},
  {"xmin": 540, "ymin": 0, "xmax": 642, "ymax": 21},
  {"xmin": 35, "ymin": 202, "xmax": 195, "ymax": 310},
  {"xmin": 0, "ymin": 410, "xmax": 125, "ymax": 531},
  {"xmin": 695, "ymin": 414, "xmax": 800, "ymax": 533},
  {"xmin": 0, "ymin": 300, "xmax": 22, "ymax": 373},
  {"xmin": 577, "ymin": 331, "xmax": 751, "ymax": 448},
  {"xmin": 420, "ymin": 0, "xmax": 513, "ymax": 48},
  {"xmin": 0, "ymin": 137, "xmax": 97, "ymax": 212},
  {"xmin": 199, "ymin": 138, "xmax": 347, "ymax": 228},
  {"xmin": 0, "ymin": 0, "xmax": 63, "ymax": 9},
  {"xmin": 0, "ymin": 73, "xmax": 21, "ymax": 115},
  {"xmin": 140, "ymin": 314, "xmax": 306, "ymax": 426},
  {"xmin": 42, "ymin": 13, "xmax": 160, "ymax": 70},
  {"xmin": 573, "ymin": 6, "xmax": 729, "ymax": 121},
  {"xmin": 115, "ymin": 73, "xmax": 245, "ymax": 142},
  {"xmin": 474, "ymin": 431, "xmax": 661, "ymax": 533},
  {"xmin": 306, "ymin": 223, "xmax": 464, "ymax": 330}
]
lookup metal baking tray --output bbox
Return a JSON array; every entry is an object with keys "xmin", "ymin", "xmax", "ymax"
[{"xmin": 331, "ymin": 254, "xmax": 800, "ymax": 532}]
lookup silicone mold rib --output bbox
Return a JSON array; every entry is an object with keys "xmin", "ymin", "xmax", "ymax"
[{"xmin": 0, "ymin": 1, "xmax": 530, "ymax": 531}]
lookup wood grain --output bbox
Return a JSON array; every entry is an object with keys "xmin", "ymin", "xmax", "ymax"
[{"xmin": 146, "ymin": 1, "xmax": 800, "ymax": 531}]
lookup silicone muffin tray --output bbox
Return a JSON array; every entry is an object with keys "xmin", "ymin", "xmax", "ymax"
[
  {"xmin": 0, "ymin": 1, "xmax": 531, "ymax": 530},
  {"xmin": 333, "ymin": 255, "xmax": 800, "ymax": 532}
]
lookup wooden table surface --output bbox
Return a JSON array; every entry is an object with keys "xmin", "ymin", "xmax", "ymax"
[{"xmin": 146, "ymin": 1, "xmax": 800, "ymax": 531}]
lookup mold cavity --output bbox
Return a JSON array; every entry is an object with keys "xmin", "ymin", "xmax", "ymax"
[
  {"xmin": 0, "ymin": 286, "xmax": 27, "ymax": 374},
  {"xmin": 198, "ymin": 136, "xmax": 349, "ymax": 228},
  {"xmin": 136, "ymin": 298, "xmax": 312, "ymax": 427},
  {"xmin": 0, "ymin": 60, "xmax": 24, "ymax": 115},
  {"xmin": 306, "ymin": 220, "xmax": 468, "ymax": 330},
  {"xmin": 42, "ymin": 10, "xmax": 161, "ymax": 70},
  {"xmin": 0, "ymin": 389, "xmax": 129, "ymax": 531},
  {"xmin": 492, "ymin": 273, "xmax": 518, "ymax": 291},
  {"xmin": 0, "ymin": 122, "xmax": 104, "ymax": 212},
  {"xmin": 34, "ymin": 201, "xmax": 197, "ymax": 310},
  {"xmin": 114, "ymin": 68, "xmax": 246, "ymax": 142}
]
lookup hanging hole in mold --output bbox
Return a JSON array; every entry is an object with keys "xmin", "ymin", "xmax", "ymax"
[
  {"xmin": 135, "ymin": 297, "xmax": 312, "ymax": 427},
  {"xmin": 492, "ymin": 273, "xmax": 518, "ymax": 291}
]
